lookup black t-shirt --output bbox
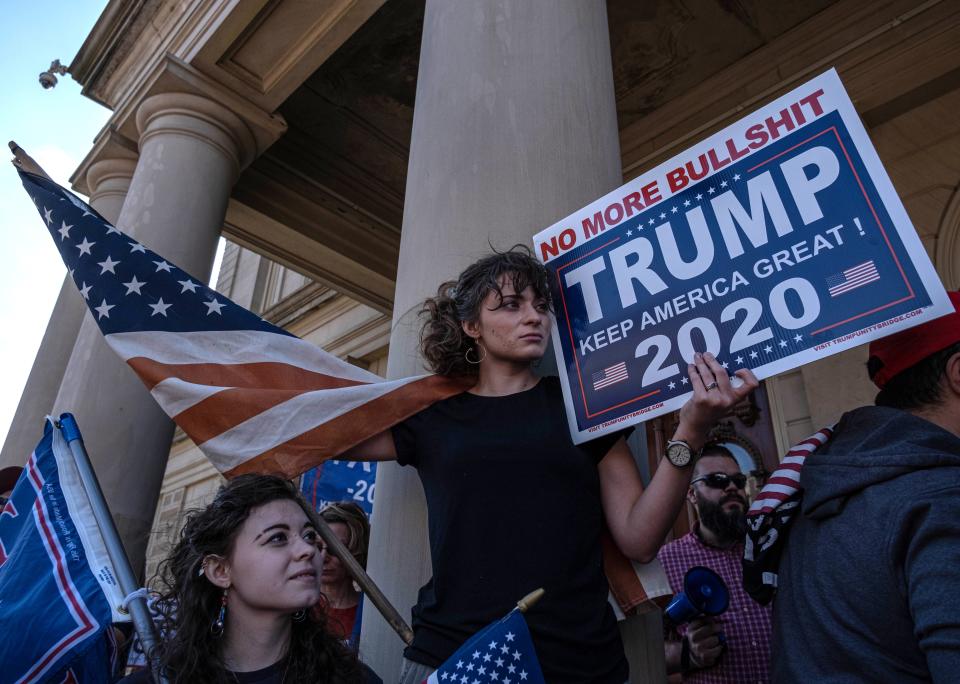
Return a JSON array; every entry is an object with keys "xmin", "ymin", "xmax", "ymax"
[{"xmin": 392, "ymin": 376, "xmax": 630, "ymax": 683}]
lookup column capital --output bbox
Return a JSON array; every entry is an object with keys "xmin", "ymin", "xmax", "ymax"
[
  {"xmin": 69, "ymin": 125, "xmax": 138, "ymax": 197},
  {"xmin": 86, "ymin": 157, "xmax": 138, "ymax": 205},
  {"xmin": 111, "ymin": 55, "xmax": 287, "ymax": 173},
  {"xmin": 136, "ymin": 91, "xmax": 258, "ymax": 177}
]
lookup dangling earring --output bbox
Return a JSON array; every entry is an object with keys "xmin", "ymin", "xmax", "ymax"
[
  {"xmin": 292, "ymin": 608, "xmax": 307, "ymax": 622},
  {"xmin": 211, "ymin": 588, "xmax": 228, "ymax": 636},
  {"xmin": 465, "ymin": 341, "xmax": 486, "ymax": 365}
]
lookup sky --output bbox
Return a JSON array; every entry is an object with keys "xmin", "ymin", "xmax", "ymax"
[{"xmin": 0, "ymin": 3, "xmax": 222, "ymax": 449}]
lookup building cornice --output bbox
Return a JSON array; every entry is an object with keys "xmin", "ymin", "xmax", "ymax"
[
  {"xmin": 70, "ymin": 0, "xmax": 155, "ymax": 108},
  {"xmin": 116, "ymin": 55, "xmax": 287, "ymax": 165},
  {"xmin": 260, "ymin": 281, "xmax": 335, "ymax": 329},
  {"xmin": 71, "ymin": 0, "xmax": 387, "ymax": 114}
]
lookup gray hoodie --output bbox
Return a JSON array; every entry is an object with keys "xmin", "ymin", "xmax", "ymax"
[{"xmin": 771, "ymin": 405, "xmax": 960, "ymax": 683}]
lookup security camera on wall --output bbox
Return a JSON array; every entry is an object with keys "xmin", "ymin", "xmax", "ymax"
[
  {"xmin": 38, "ymin": 71, "xmax": 58, "ymax": 89},
  {"xmin": 38, "ymin": 59, "xmax": 68, "ymax": 90}
]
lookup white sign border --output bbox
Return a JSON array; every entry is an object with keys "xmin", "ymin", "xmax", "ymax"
[{"xmin": 538, "ymin": 69, "xmax": 953, "ymax": 444}]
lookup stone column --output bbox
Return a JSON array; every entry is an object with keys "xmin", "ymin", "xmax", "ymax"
[
  {"xmin": 363, "ymin": 2, "xmax": 664, "ymax": 679},
  {"xmin": 0, "ymin": 158, "xmax": 136, "ymax": 470},
  {"xmin": 53, "ymin": 93, "xmax": 256, "ymax": 571}
]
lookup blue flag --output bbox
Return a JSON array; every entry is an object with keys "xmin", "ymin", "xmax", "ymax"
[
  {"xmin": 0, "ymin": 418, "xmax": 125, "ymax": 683},
  {"xmin": 424, "ymin": 608, "xmax": 546, "ymax": 684}
]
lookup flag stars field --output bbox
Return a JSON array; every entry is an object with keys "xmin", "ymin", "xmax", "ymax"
[
  {"xmin": 76, "ymin": 237, "xmax": 95, "ymax": 256},
  {"xmin": 149, "ymin": 298, "xmax": 172, "ymax": 317},
  {"xmin": 123, "ymin": 276, "xmax": 146, "ymax": 295},
  {"xmin": 94, "ymin": 299, "xmax": 114, "ymax": 320},
  {"xmin": 204, "ymin": 299, "xmax": 226, "ymax": 315},
  {"xmin": 22, "ymin": 183, "xmax": 252, "ymax": 335},
  {"xmin": 97, "ymin": 255, "xmax": 120, "ymax": 274}
]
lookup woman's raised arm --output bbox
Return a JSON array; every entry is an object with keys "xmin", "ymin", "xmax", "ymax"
[{"xmin": 599, "ymin": 352, "xmax": 759, "ymax": 562}]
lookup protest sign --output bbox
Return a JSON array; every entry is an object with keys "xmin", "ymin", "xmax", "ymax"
[
  {"xmin": 533, "ymin": 68, "xmax": 952, "ymax": 443},
  {"xmin": 302, "ymin": 460, "xmax": 376, "ymax": 517}
]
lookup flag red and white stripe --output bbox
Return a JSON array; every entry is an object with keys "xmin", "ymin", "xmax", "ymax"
[
  {"xmin": 748, "ymin": 426, "xmax": 834, "ymax": 515},
  {"xmin": 105, "ymin": 330, "xmax": 470, "ymax": 478}
]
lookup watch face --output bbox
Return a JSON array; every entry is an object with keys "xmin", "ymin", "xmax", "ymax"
[{"xmin": 666, "ymin": 442, "xmax": 692, "ymax": 467}]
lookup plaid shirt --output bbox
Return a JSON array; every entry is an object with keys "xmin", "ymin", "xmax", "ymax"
[{"xmin": 658, "ymin": 524, "xmax": 772, "ymax": 684}]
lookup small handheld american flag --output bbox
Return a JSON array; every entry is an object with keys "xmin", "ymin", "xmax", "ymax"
[{"xmin": 423, "ymin": 590, "xmax": 546, "ymax": 684}]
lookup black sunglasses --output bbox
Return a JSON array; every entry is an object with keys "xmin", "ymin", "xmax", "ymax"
[{"xmin": 691, "ymin": 472, "xmax": 748, "ymax": 490}]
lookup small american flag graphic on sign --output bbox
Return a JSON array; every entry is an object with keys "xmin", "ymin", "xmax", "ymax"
[
  {"xmin": 826, "ymin": 260, "xmax": 880, "ymax": 297},
  {"xmin": 592, "ymin": 361, "xmax": 628, "ymax": 391}
]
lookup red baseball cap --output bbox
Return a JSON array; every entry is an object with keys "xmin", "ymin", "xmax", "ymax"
[{"xmin": 868, "ymin": 291, "xmax": 960, "ymax": 389}]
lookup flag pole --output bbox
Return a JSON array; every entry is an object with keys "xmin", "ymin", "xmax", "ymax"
[
  {"xmin": 9, "ymin": 141, "xmax": 51, "ymax": 179},
  {"xmin": 516, "ymin": 588, "xmax": 545, "ymax": 613},
  {"xmin": 57, "ymin": 413, "xmax": 168, "ymax": 684},
  {"xmin": 314, "ymin": 515, "xmax": 415, "ymax": 645}
]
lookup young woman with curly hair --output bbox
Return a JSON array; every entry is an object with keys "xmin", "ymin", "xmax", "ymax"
[
  {"xmin": 347, "ymin": 246, "xmax": 758, "ymax": 683},
  {"xmin": 118, "ymin": 474, "xmax": 362, "ymax": 684}
]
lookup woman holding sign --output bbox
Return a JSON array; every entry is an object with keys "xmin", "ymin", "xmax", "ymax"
[{"xmin": 347, "ymin": 247, "xmax": 757, "ymax": 683}]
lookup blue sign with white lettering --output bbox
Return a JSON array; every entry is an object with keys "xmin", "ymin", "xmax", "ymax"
[
  {"xmin": 301, "ymin": 460, "xmax": 376, "ymax": 518},
  {"xmin": 534, "ymin": 69, "xmax": 951, "ymax": 442}
]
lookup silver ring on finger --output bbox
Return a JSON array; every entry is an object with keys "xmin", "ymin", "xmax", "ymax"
[{"xmin": 705, "ymin": 381, "xmax": 719, "ymax": 391}]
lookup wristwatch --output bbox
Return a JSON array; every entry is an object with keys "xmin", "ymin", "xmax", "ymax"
[{"xmin": 665, "ymin": 439, "xmax": 696, "ymax": 468}]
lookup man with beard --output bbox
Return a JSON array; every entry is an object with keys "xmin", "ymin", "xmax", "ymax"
[{"xmin": 659, "ymin": 444, "xmax": 772, "ymax": 683}]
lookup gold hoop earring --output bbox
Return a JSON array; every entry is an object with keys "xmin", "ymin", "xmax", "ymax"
[{"xmin": 465, "ymin": 342, "xmax": 486, "ymax": 365}]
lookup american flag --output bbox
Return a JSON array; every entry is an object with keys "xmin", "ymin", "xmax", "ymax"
[
  {"xmin": 17, "ymin": 170, "xmax": 469, "ymax": 479},
  {"xmin": 424, "ymin": 608, "xmax": 545, "ymax": 684},
  {"xmin": 591, "ymin": 361, "xmax": 628, "ymax": 391},
  {"xmin": 826, "ymin": 260, "xmax": 880, "ymax": 297}
]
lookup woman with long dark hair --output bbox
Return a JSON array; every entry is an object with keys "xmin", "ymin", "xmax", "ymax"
[
  {"xmin": 347, "ymin": 247, "xmax": 758, "ymax": 683},
  {"xmin": 119, "ymin": 474, "xmax": 361, "ymax": 684}
]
